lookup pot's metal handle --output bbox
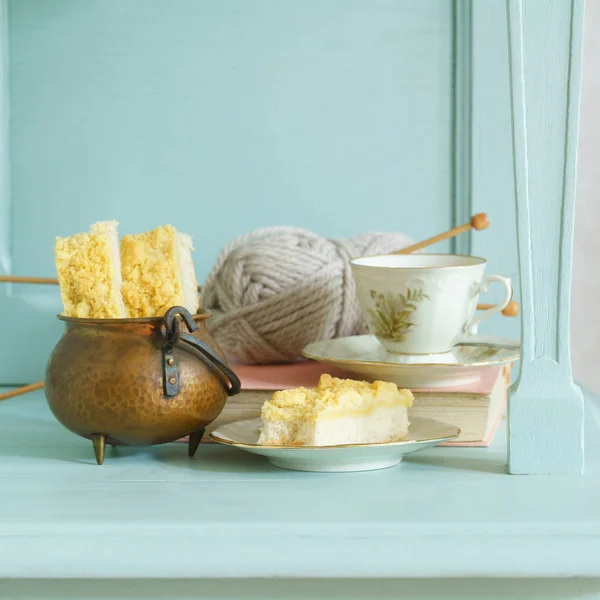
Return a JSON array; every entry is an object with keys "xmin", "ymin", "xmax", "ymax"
[{"xmin": 162, "ymin": 306, "xmax": 241, "ymax": 398}]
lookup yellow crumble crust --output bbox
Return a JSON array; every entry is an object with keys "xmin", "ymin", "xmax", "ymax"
[
  {"xmin": 120, "ymin": 225, "xmax": 183, "ymax": 318},
  {"xmin": 261, "ymin": 374, "xmax": 414, "ymax": 423},
  {"xmin": 54, "ymin": 221, "xmax": 124, "ymax": 319}
]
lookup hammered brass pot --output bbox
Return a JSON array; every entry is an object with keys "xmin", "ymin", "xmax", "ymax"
[{"xmin": 44, "ymin": 306, "xmax": 240, "ymax": 464}]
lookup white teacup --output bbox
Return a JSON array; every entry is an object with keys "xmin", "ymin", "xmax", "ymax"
[{"xmin": 350, "ymin": 253, "xmax": 513, "ymax": 355}]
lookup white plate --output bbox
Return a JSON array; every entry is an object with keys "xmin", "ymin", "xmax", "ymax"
[
  {"xmin": 301, "ymin": 334, "xmax": 520, "ymax": 389},
  {"xmin": 209, "ymin": 417, "xmax": 460, "ymax": 472}
]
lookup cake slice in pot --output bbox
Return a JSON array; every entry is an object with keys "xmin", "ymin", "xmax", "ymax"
[
  {"xmin": 120, "ymin": 224, "xmax": 200, "ymax": 318},
  {"xmin": 54, "ymin": 220, "xmax": 127, "ymax": 319}
]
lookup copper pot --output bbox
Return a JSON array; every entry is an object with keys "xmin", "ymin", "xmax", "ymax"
[{"xmin": 44, "ymin": 306, "xmax": 240, "ymax": 464}]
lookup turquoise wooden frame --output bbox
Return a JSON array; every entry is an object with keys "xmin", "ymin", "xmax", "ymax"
[
  {"xmin": 0, "ymin": 0, "xmax": 586, "ymax": 474},
  {"xmin": 506, "ymin": 0, "xmax": 585, "ymax": 474}
]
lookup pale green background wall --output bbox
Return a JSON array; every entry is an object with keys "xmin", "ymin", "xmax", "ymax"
[
  {"xmin": 9, "ymin": 0, "xmax": 454, "ymax": 281},
  {"xmin": 1, "ymin": 0, "xmax": 522, "ymax": 384}
]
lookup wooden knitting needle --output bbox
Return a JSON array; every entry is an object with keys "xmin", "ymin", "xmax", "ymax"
[
  {"xmin": 481, "ymin": 300, "xmax": 519, "ymax": 317},
  {"xmin": 0, "ymin": 275, "xmax": 206, "ymax": 292},
  {"xmin": 1, "ymin": 217, "xmax": 490, "ymax": 286},
  {"xmin": 0, "ymin": 275, "xmax": 518, "ymax": 315},
  {"xmin": 0, "ymin": 381, "xmax": 44, "ymax": 402},
  {"xmin": 0, "ymin": 275, "xmax": 58, "ymax": 284},
  {"xmin": 1, "ymin": 212, "xmax": 489, "ymax": 284},
  {"xmin": 395, "ymin": 213, "xmax": 490, "ymax": 255},
  {"xmin": 0, "ymin": 212, "xmax": 510, "ymax": 318},
  {"xmin": 0, "ymin": 213, "xmax": 490, "ymax": 286}
]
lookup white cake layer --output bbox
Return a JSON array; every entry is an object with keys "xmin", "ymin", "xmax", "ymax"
[
  {"xmin": 258, "ymin": 405, "xmax": 410, "ymax": 446},
  {"xmin": 176, "ymin": 232, "xmax": 200, "ymax": 315},
  {"xmin": 89, "ymin": 220, "xmax": 127, "ymax": 318}
]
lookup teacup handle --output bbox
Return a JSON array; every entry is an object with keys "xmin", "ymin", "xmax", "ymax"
[{"xmin": 463, "ymin": 275, "xmax": 513, "ymax": 336}]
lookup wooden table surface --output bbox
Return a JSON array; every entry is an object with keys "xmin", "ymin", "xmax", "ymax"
[{"xmin": 1, "ymin": 391, "xmax": 600, "ymax": 588}]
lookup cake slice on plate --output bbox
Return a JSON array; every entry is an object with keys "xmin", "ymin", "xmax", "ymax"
[
  {"xmin": 120, "ymin": 224, "xmax": 200, "ymax": 318},
  {"xmin": 54, "ymin": 220, "xmax": 127, "ymax": 319},
  {"xmin": 258, "ymin": 374, "xmax": 414, "ymax": 446}
]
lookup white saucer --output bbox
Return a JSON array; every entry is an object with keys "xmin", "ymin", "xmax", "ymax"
[
  {"xmin": 209, "ymin": 417, "xmax": 460, "ymax": 472},
  {"xmin": 301, "ymin": 334, "xmax": 520, "ymax": 389}
]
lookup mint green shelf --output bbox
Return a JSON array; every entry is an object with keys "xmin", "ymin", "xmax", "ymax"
[{"xmin": 1, "ymin": 391, "xmax": 599, "ymax": 581}]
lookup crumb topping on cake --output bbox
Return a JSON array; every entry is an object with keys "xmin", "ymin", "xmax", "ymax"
[
  {"xmin": 261, "ymin": 374, "xmax": 413, "ymax": 423},
  {"xmin": 54, "ymin": 220, "xmax": 126, "ymax": 319},
  {"xmin": 120, "ymin": 224, "xmax": 191, "ymax": 318}
]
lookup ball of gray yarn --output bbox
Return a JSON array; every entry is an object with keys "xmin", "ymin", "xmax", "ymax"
[{"xmin": 201, "ymin": 226, "xmax": 413, "ymax": 365}]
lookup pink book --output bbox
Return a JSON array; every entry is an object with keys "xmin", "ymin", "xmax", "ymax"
[{"xmin": 233, "ymin": 360, "xmax": 503, "ymax": 396}]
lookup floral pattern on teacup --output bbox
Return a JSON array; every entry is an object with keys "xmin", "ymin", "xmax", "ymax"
[{"xmin": 367, "ymin": 288, "xmax": 430, "ymax": 342}]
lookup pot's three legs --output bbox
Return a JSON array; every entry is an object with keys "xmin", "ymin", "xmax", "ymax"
[
  {"xmin": 188, "ymin": 429, "xmax": 205, "ymax": 458},
  {"xmin": 92, "ymin": 434, "xmax": 106, "ymax": 465},
  {"xmin": 90, "ymin": 430, "xmax": 204, "ymax": 463}
]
